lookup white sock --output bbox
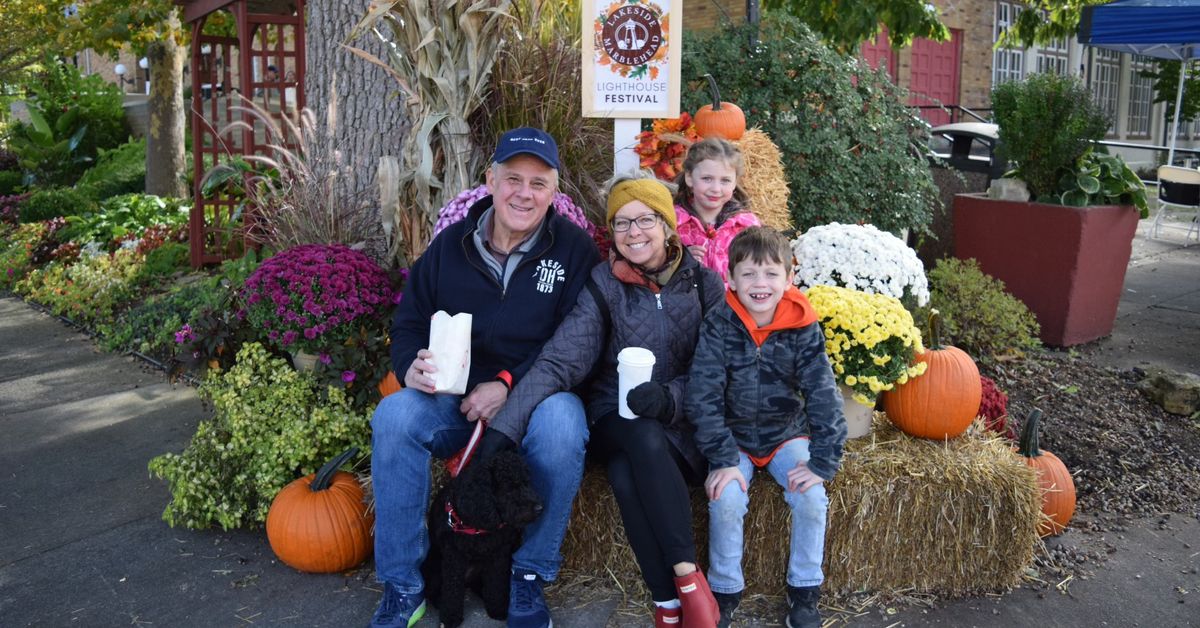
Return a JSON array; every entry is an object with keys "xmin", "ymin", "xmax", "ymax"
[{"xmin": 653, "ymin": 599, "xmax": 681, "ymax": 609}]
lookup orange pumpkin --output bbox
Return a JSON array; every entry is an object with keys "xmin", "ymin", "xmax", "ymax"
[
  {"xmin": 378, "ymin": 370, "xmax": 402, "ymax": 398},
  {"xmin": 266, "ymin": 448, "xmax": 373, "ymax": 573},
  {"xmin": 694, "ymin": 73, "xmax": 746, "ymax": 140},
  {"xmin": 883, "ymin": 311, "xmax": 982, "ymax": 439},
  {"xmin": 1017, "ymin": 409, "xmax": 1076, "ymax": 537}
]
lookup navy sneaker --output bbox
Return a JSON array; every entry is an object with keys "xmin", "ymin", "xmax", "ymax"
[
  {"xmin": 369, "ymin": 583, "xmax": 425, "ymax": 628},
  {"xmin": 508, "ymin": 568, "xmax": 553, "ymax": 628}
]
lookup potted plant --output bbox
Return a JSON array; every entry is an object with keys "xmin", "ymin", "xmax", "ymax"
[
  {"xmin": 238, "ymin": 243, "xmax": 395, "ymax": 406},
  {"xmin": 953, "ymin": 73, "xmax": 1148, "ymax": 346},
  {"xmin": 791, "ymin": 222, "xmax": 930, "ymax": 310},
  {"xmin": 802, "ymin": 285, "xmax": 928, "ymax": 438}
]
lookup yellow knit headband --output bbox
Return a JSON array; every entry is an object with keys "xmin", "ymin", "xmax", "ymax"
[{"xmin": 606, "ymin": 179, "xmax": 677, "ymax": 231}]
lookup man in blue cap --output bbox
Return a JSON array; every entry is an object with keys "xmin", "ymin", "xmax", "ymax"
[{"xmin": 370, "ymin": 127, "xmax": 601, "ymax": 628}]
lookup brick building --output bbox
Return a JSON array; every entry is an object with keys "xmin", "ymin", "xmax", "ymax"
[{"xmin": 682, "ymin": 0, "xmax": 1197, "ymax": 169}]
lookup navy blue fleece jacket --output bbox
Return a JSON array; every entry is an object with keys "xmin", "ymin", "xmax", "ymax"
[{"xmin": 389, "ymin": 195, "xmax": 601, "ymax": 393}]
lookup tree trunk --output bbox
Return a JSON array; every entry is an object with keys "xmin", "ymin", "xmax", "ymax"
[
  {"xmin": 145, "ymin": 37, "xmax": 187, "ymax": 198},
  {"xmin": 305, "ymin": 0, "xmax": 410, "ymax": 215}
]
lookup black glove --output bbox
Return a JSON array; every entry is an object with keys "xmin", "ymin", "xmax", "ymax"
[
  {"xmin": 626, "ymin": 382, "xmax": 674, "ymax": 422},
  {"xmin": 475, "ymin": 428, "xmax": 516, "ymax": 462}
]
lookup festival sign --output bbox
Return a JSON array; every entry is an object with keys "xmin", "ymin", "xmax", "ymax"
[{"xmin": 582, "ymin": 0, "xmax": 681, "ymax": 119}]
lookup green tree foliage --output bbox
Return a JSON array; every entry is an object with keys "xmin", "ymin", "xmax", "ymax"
[
  {"xmin": 681, "ymin": 14, "xmax": 939, "ymax": 234},
  {"xmin": 1139, "ymin": 60, "xmax": 1200, "ymax": 133},
  {"xmin": 999, "ymin": 0, "xmax": 1105, "ymax": 48},
  {"xmin": 762, "ymin": 0, "xmax": 949, "ymax": 52}
]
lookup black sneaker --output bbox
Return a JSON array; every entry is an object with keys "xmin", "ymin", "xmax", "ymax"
[
  {"xmin": 714, "ymin": 591, "xmax": 741, "ymax": 628},
  {"xmin": 785, "ymin": 585, "xmax": 821, "ymax": 628}
]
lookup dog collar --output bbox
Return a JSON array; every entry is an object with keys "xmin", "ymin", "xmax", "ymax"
[{"xmin": 445, "ymin": 501, "xmax": 502, "ymax": 535}]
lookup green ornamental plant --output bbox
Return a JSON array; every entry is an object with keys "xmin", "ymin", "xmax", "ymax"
[
  {"xmin": 991, "ymin": 72, "xmax": 1146, "ymax": 215},
  {"xmin": 18, "ymin": 185, "xmax": 98, "ymax": 223},
  {"xmin": 148, "ymin": 342, "xmax": 373, "ymax": 530},
  {"xmin": 680, "ymin": 14, "xmax": 940, "ymax": 234},
  {"xmin": 77, "ymin": 138, "xmax": 148, "ymax": 200},
  {"xmin": 917, "ymin": 257, "xmax": 1042, "ymax": 359}
]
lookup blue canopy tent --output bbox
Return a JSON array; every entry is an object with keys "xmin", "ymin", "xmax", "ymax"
[{"xmin": 1079, "ymin": 0, "xmax": 1200, "ymax": 163}]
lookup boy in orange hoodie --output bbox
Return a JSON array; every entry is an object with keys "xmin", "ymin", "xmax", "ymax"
[{"xmin": 685, "ymin": 226, "xmax": 847, "ymax": 628}]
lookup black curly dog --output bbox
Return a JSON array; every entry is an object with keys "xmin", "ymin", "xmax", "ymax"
[{"xmin": 422, "ymin": 450, "xmax": 543, "ymax": 628}]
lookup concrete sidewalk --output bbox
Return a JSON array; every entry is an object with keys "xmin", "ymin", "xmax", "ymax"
[{"xmin": 0, "ymin": 217, "xmax": 1197, "ymax": 628}]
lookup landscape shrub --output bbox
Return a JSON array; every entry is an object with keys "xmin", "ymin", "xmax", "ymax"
[
  {"xmin": 136, "ymin": 241, "xmax": 189, "ymax": 282},
  {"xmin": 78, "ymin": 138, "xmax": 147, "ymax": 200},
  {"xmin": 15, "ymin": 61, "xmax": 128, "ymax": 166},
  {"xmin": 148, "ymin": 342, "xmax": 373, "ymax": 529},
  {"xmin": 920, "ymin": 258, "xmax": 1041, "ymax": 358},
  {"xmin": 0, "ymin": 170, "xmax": 22, "ymax": 196},
  {"xmin": 59, "ymin": 194, "xmax": 188, "ymax": 248},
  {"xmin": 18, "ymin": 186, "xmax": 98, "ymax": 223},
  {"xmin": 680, "ymin": 14, "xmax": 939, "ymax": 234}
]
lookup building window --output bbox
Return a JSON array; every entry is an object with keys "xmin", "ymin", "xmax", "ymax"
[
  {"xmin": 993, "ymin": 1, "xmax": 1025, "ymax": 85},
  {"xmin": 1127, "ymin": 55, "xmax": 1154, "ymax": 138},
  {"xmin": 1091, "ymin": 49, "xmax": 1121, "ymax": 134},
  {"xmin": 1036, "ymin": 33, "xmax": 1069, "ymax": 75}
]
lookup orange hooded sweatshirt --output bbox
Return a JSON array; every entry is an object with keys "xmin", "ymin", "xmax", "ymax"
[{"xmin": 725, "ymin": 285, "xmax": 818, "ymax": 347}]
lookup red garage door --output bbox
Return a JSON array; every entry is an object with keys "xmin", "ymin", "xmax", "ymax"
[{"xmin": 909, "ymin": 29, "xmax": 962, "ymax": 126}]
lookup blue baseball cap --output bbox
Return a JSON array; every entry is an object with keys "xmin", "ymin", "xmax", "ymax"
[{"xmin": 492, "ymin": 127, "xmax": 560, "ymax": 169}]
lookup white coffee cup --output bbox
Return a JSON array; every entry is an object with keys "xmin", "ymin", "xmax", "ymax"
[{"xmin": 617, "ymin": 347, "xmax": 656, "ymax": 419}]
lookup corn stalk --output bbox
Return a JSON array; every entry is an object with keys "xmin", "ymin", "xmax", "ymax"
[{"xmin": 345, "ymin": 0, "xmax": 513, "ymax": 266}]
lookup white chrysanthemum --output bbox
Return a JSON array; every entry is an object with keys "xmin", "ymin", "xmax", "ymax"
[{"xmin": 791, "ymin": 222, "xmax": 929, "ymax": 306}]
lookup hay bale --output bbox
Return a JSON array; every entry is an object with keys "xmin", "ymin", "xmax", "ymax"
[
  {"xmin": 560, "ymin": 416, "xmax": 1041, "ymax": 600},
  {"xmin": 735, "ymin": 128, "xmax": 792, "ymax": 232}
]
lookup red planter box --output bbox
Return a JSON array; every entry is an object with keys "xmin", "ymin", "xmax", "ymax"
[{"xmin": 953, "ymin": 193, "xmax": 1139, "ymax": 347}]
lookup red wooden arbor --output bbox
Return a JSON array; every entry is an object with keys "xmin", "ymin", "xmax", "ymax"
[{"xmin": 182, "ymin": 0, "xmax": 306, "ymax": 267}]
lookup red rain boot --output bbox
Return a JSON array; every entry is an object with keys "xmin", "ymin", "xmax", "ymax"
[
  {"xmin": 654, "ymin": 605, "xmax": 682, "ymax": 628},
  {"xmin": 674, "ymin": 570, "xmax": 719, "ymax": 628}
]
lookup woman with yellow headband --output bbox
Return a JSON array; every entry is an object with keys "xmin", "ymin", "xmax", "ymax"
[{"xmin": 491, "ymin": 170, "xmax": 723, "ymax": 627}]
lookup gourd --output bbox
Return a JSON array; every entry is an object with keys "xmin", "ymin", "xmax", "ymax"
[
  {"xmin": 694, "ymin": 74, "xmax": 746, "ymax": 141},
  {"xmin": 1017, "ymin": 408, "xmax": 1076, "ymax": 536},
  {"xmin": 883, "ymin": 310, "xmax": 982, "ymax": 439},
  {"xmin": 266, "ymin": 448, "xmax": 373, "ymax": 573}
]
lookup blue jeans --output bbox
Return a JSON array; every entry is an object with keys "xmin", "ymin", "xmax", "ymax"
[
  {"xmin": 706, "ymin": 438, "xmax": 828, "ymax": 593},
  {"xmin": 371, "ymin": 388, "xmax": 589, "ymax": 593}
]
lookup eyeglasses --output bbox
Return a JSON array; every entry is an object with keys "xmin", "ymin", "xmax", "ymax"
[{"xmin": 611, "ymin": 213, "xmax": 661, "ymax": 232}]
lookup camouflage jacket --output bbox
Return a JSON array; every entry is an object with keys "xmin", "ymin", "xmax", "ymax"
[{"xmin": 684, "ymin": 302, "xmax": 847, "ymax": 481}]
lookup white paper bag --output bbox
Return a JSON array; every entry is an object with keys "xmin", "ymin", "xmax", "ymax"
[{"xmin": 429, "ymin": 311, "xmax": 472, "ymax": 395}]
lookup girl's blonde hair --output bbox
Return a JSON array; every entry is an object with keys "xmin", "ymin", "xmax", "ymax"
[{"xmin": 673, "ymin": 137, "xmax": 751, "ymax": 209}]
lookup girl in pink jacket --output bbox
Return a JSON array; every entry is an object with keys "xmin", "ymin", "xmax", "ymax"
[{"xmin": 673, "ymin": 138, "xmax": 760, "ymax": 284}]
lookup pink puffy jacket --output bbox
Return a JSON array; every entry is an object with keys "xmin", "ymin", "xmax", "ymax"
[{"xmin": 674, "ymin": 204, "xmax": 761, "ymax": 284}]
